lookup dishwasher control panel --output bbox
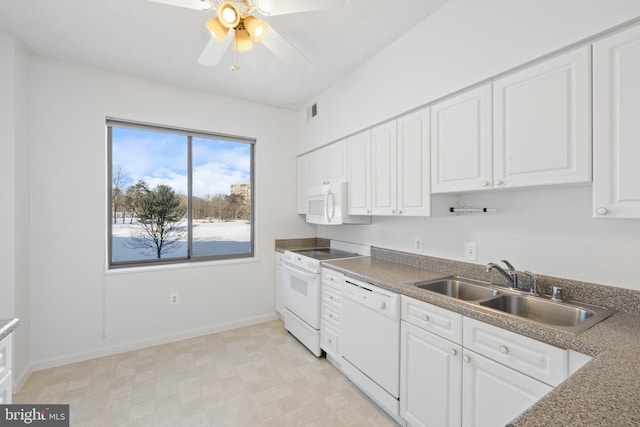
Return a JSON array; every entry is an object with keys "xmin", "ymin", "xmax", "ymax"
[{"xmin": 342, "ymin": 278, "xmax": 399, "ymax": 320}]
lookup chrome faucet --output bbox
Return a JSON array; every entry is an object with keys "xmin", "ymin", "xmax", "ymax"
[{"xmin": 486, "ymin": 260, "xmax": 518, "ymax": 289}]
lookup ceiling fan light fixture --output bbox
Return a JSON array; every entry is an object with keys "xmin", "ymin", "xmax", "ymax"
[
  {"xmin": 233, "ymin": 28, "xmax": 253, "ymax": 51},
  {"xmin": 217, "ymin": 1, "xmax": 240, "ymax": 28},
  {"xmin": 199, "ymin": 0, "xmax": 214, "ymax": 11},
  {"xmin": 243, "ymin": 15, "xmax": 268, "ymax": 42},
  {"xmin": 205, "ymin": 17, "xmax": 229, "ymax": 41}
]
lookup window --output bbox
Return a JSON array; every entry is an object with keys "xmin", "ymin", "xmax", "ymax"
[{"xmin": 107, "ymin": 120, "xmax": 254, "ymax": 268}]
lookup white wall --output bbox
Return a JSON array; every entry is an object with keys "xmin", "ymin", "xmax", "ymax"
[
  {"xmin": 297, "ymin": 0, "xmax": 640, "ymax": 291},
  {"xmin": 28, "ymin": 57, "xmax": 312, "ymax": 370},
  {"xmin": 0, "ymin": 30, "xmax": 31, "ymax": 389}
]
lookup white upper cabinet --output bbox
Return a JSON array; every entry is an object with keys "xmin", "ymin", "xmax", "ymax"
[
  {"xmin": 296, "ymin": 154, "xmax": 310, "ymax": 214},
  {"xmin": 306, "ymin": 139, "xmax": 348, "ymax": 188},
  {"xmin": 372, "ymin": 108, "xmax": 431, "ymax": 216},
  {"xmin": 347, "ymin": 130, "xmax": 372, "ymax": 215},
  {"xmin": 325, "ymin": 140, "xmax": 348, "ymax": 185},
  {"xmin": 593, "ymin": 24, "xmax": 640, "ymax": 218},
  {"xmin": 431, "ymin": 83, "xmax": 493, "ymax": 193},
  {"xmin": 493, "ymin": 46, "xmax": 592, "ymax": 189},
  {"xmin": 371, "ymin": 120, "xmax": 398, "ymax": 215},
  {"xmin": 297, "ymin": 139, "xmax": 348, "ymax": 213}
]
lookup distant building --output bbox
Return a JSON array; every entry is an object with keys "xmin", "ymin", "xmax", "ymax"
[{"xmin": 230, "ymin": 182, "xmax": 251, "ymax": 203}]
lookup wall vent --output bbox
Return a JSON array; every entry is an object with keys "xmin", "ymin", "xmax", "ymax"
[{"xmin": 307, "ymin": 102, "xmax": 319, "ymax": 120}]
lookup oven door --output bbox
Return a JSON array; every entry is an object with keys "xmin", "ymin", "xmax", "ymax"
[{"xmin": 283, "ymin": 261, "xmax": 322, "ymax": 330}]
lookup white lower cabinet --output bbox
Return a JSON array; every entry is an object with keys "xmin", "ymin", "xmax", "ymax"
[
  {"xmin": 461, "ymin": 349, "xmax": 552, "ymax": 427},
  {"xmin": 0, "ymin": 334, "xmax": 13, "ymax": 404},
  {"xmin": 275, "ymin": 251, "xmax": 285, "ymax": 318},
  {"xmin": 320, "ymin": 268, "xmax": 345, "ymax": 367},
  {"xmin": 401, "ymin": 321, "xmax": 462, "ymax": 427},
  {"xmin": 400, "ymin": 296, "xmax": 567, "ymax": 427}
]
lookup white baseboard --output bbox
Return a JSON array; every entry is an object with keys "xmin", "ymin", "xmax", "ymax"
[
  {"xmin": 30, "ymin": 312, "xmax": 280, "ymax": 372},
  {"xmin": 14, "ymin": 362, "xmax": 33, "ymax": 393}
]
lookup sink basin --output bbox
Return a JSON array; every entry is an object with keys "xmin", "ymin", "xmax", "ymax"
[
  {"xmin": 415, "ymin": 277, "xmax": 501, "ymax": 301},
  {"xmin": 479, "ymin": 294, "xmax": 616, "ymax": 334},
  {"xmin": 414, "ymin": 275, "xmax": 616, "ymax": 334}
]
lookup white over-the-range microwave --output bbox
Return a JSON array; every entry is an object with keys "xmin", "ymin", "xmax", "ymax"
[{"xmin": 305, "ymin": 182, "xmax": 371, "ymax": 225}]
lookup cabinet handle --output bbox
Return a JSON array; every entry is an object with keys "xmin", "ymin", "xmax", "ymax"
[
  {"xmin": 499, "ymin": 345, "xmax": 509, "ymax": 354},
  {"xmin": 495, "ymin": 179, "xmax": 503, "ymax": 186},
  {"xmin": 328, "ymin": 339, "xmax": 332, "ymax": 344},
  {"xmin": 463, "ymin": 355, "xmax": 471, "ymax": 363},
  {"xmin": 380, "ymin": 301, "xmax": 387, "ymax": 309},
  {"xmin": 450, "ymin": 348, "xmax": 457, "ymax": 356},
  {"xmin": 596, "ymin": 207, "xmax": 608, "ymax": 215},
  {"xmin": 423, "ymin": 314, "xmax": 430, "ymax": 322},
  {"xmin": 480, "ymin": 180, "xmax": 489, "ymax": 187},
  {"xmin": 329, "ymin": 295, "xmax": 334, "ymax": 300},
  {"xmin": 397, "ymin": 210, "xmax": 402, "ymax": 215}
]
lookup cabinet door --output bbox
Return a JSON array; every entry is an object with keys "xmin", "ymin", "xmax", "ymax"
[
  {"xmin": 493, "ymin": 46, "xmax": 591, "ymax": 189},
  {"xmin": 462, "ymin": 349, "xmax": 552, "ymax": 427},
  {"xmin": 325, "ymin": 139, "xmax": 347, "ymax": 185},
  {"xmin": 593, "ymin": 24, "xmax": 640, "ymax": 218},
  {"xmin": 297, "ymin": 154, "xmax": 310, "ymax": 214},
  {"xmin": 307, "ymin": 149, "xmax": 327, "ymax": 187},
  {"xmin": 398, "ymin": 108, "xmax": 431, "ymax": 216},
  {"xmin": 431, "ymin": 84, "xmax": 493, "ymax": 193},
  {"xmin": 347, "ymin": 130, "xmax": 372, "ymax": 215},
  {"xmin": 371, "ymin": 120, "xmax": 398, "ymax": 215},
  {"xmin": 275, "ymin": 252, "xmax": 284, "ymax": 316},
  {"xmin": 401, "ymin": 321, "xmax": 462, "ymax": 427}
]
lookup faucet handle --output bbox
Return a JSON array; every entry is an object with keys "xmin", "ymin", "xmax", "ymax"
[{"xmin": 523, "ymin": 270, "xmax": 538, "ymax": 295}]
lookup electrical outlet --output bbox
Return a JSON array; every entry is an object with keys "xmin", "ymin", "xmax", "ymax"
[
  {"xmin": 464, "ymin": 242, "xmax": 477, "ymax": 261},
  {"xmin": 169, "ymin": 293, "xmax": 179, "ymax": 305},
  {"xmin": 414, "ymin": 237, "xmax": 423, "ymax": 253}
]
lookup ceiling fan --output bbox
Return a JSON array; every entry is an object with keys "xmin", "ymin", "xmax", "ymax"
[{"xmin": 149, "ymin": 0, "xmax": 345, "ymax": 70}]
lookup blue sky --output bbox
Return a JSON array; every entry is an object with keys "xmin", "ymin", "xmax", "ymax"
[{"xmin": 111, "ymin": 127, "xmax": 251, "ymax": 197}]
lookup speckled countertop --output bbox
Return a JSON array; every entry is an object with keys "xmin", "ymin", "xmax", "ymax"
[
  {"xmin": 323, "ymin": 255, "xmax": 640, "ymax": 426},
  {"xmin": 0, "ymin": 317, "xmax": 19, "ymax": 342}
]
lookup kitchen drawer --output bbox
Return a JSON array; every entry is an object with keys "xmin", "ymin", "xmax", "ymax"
[
  {"xmin": 463, "ymin": 317, "xmax": 567, "ymax": 386},
  {"xmin": 322, "ymin": 301, "xmax": 341, "ymax": 327},
  {"xmin": 321, "ymin": 320, "xmax": 340, "ymax": 358},
  {"xmin": 0, "ymin": 335, "xmax": 12, "ymax": 381},
  {"xmin": 322, "ymin": 268, "xmax": 344, "ymax": 290},
  {"xmin": 322, "ymin": 284, "xmax": 341, "ymax": 308},
  {"xmin": 401, "ymin": 295, "xmax": 462, "ymax": 344}
]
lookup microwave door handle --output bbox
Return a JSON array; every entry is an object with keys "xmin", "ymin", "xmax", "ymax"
[
  {"xmin": 324, "ymin": 190, "xmax": 331, "ymax": 221},
  {"xmin": 327, "ymin": 190, "xmax": 336, "ymax": 222}
]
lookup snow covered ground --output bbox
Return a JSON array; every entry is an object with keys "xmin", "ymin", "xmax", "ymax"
[{"xmin": 112, "ymin": 220, "xmax": 251, "ymax": 262}]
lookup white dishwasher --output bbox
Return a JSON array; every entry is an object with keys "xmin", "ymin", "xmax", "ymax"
[{"xmin": 341, "ymin": 277, "xmax": 402, "ymax": 423}]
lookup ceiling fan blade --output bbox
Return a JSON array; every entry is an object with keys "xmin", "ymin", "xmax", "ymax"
[
  {"xmin": 261, "ymin": 26, "xmax": 309, "ymax": 69},
  {"xmin": 197, "ymin": 35, "xmax": 232, "ymax": 66},
  {"xmin": 147, "ymin": 0, "xmax": 212, "ymax": 11},
  {"xmin": 257, "ymin": 0, "xmax": 345, "ymax": 16}
]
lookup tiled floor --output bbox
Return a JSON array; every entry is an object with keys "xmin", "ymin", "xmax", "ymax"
[{"xmin": 14, "ymin": 320, "xmax": 398, "ymax": 426}]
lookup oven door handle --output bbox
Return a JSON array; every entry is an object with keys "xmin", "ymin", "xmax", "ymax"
[{"xmin": 284, "ymin": 261, "xmax": 319, "ymax": 279}]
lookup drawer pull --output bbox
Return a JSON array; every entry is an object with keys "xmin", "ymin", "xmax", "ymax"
[
  {"xmin": 423, "ymin": 314, "xmax": 430, "ymax": 322},
  {"xmin": 463, "ymin": 355, "xmax": 471, "ymax": 363},
  {"xmin": 450, "ymin": 349, "xmax": 457, "ymax": 356},
  {"xmin": 499, "ymin": 345, "xmax": 509, "ymax": 354}
]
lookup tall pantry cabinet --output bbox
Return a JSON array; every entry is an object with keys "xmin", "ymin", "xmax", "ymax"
[{"xmin": 593, "ymin": 24, "xmax": 640, "ymax": 218}]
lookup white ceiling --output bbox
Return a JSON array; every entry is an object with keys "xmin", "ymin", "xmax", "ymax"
[{"xmin": 0, "ymin": 0, "xmax": 449, "ymax": 109}]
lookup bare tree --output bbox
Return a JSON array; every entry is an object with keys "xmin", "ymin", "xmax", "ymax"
[
  {"xmin": 112, "ymin": 165, "xmax": 126, "ymax": 224},
  {"xmin": 126, "ymin": 184, "xmax": 186, "ymax": 259}
]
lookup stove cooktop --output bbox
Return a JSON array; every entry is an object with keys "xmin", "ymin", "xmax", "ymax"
[{"xmin": 291, "ymin": 248, "xmax": 360, "ymax": 261}]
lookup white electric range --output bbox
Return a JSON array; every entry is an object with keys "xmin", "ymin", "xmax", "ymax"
[{"xmin": 282, "ymin": 243, "xmax": 368, "ymax": 356}]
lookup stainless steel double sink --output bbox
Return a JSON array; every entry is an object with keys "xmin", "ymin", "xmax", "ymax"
[{"xmin": 412, "ymin": 276, "xmax": 616, "ymax": 335}]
